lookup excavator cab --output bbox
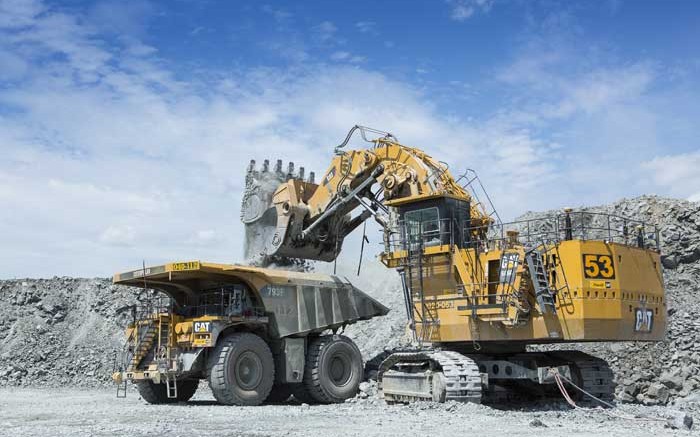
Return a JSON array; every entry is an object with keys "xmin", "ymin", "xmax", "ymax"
[{"xmin": 389, "ymin": 196, "xmax": 472, "ymax": 250}]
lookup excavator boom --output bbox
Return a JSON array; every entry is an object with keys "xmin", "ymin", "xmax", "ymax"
[{"xmin": 242, "ymin": 125, "xmax": 492, "ymax": 262}]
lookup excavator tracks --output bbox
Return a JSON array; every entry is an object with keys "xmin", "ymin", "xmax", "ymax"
[
  {"xmin": 377, "ymin": 349, "xmax": 614, "ymax": 407},
  {"xmin": 549, "ymin": 351, "xmax": 616, "ymax": 406},
  {"xmin": 378, "ymin": 350, "xmax": 482, "ymax": 404}
]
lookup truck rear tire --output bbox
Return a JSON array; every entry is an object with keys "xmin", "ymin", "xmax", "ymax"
[
  {"xmin": 208, "ymin": 332, "xmax": 274, "ymax": 406},
  {"xmin": 303, "ymin": 335, "xmax": 363, "ymax": 403},
  {"xmin": 136, "ymin": 379, "xmax": 199, "ymax": 404}
]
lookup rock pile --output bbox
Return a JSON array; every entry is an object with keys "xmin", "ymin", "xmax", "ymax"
[{"xmin": 0, "ymin": 278, "xmax": 145, "ymax": 387}]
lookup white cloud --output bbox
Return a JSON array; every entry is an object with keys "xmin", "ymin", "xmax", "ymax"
[
  {"xmin": 100, "ymin": 225, "xmax": 137, "ymax": 247},
  {"xmin": 0, "ymin": 48, "xmax": 27, "ymax": 79},
  {"xmin": 642, "ymin": 151, "xmax": 700, "ymax": 202},
  {"xmin": 261, "ymin": 38, "xmax": 309, "ymax": 63},
  {"xmin": 0, "ymin": 0, "xmax": 46, "ymax": 29},
  {"xmin": 355, "ymin": 21, "xmax": 376, "ymax": 34},
  {"xmin": 448, "ymin": 0, "xmax": 494, "ymax": 22},
  {"xmin": 330, "ymin": 51, "xmax": 365, "ymax": 63},
  {"xmin": 314, "ymin": 20, "xmax": 337, "ymax": 42},
  {"xmin": 490, "ymin": 25, "xmax": 700, "ymax": 209},
  {"xmin": 189, "ymin": 230, "xmax": 219, "ymax": 245},
  {"xmin": 261, "ymin": 5, "xmax": 292, "ymax": 24},
  {"xmin": 549, "ymin": 64, "xmax": 656, "ymax": 118},
  {"xmin": 189, "ymin": 26, "xmax": 205, "ymax": 36},
  {"xmin": 88, "ymin": 0, "xmax": 154, "ymax": 37},
  {"xmin": 331, "ymin": 51, "xmax": 350, "ymax": 60}
]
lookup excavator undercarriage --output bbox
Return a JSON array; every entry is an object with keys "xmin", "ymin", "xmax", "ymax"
[
  {"xmin": 241, "ymin": 125, "xmax": 665, "ymax": 406},
  {"xmin": 376, "ymin": 349, "xmax": 615, "ymax": 406}
]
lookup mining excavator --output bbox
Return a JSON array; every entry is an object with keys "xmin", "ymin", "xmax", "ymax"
[{"xmin": 241, "ymin": 125, "xmax": 666, "ymax": 404}]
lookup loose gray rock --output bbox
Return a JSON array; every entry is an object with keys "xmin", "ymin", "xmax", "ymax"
[
  {"xmin": 529, "ymin": 418, "xmax": 547, "ymax": 427},
  {"xmin": 666, "ymin": 411, "xmax": 694, "ymax": 430}
]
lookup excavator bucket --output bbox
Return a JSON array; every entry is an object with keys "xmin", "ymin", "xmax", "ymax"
[{"xmin": 241, "ymin": 159, "xmax": 315, "ymax": 264}]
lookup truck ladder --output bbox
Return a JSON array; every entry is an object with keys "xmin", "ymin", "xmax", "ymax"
[
  {"xmin": 129, "ymin": 321, "xmax": 158, "ymax": 369},
  {"xmin": 113, "ymin": 350, "xmax": 128, "ymax": 398},
  {"xmin": 165, "ymin": 374, "xmax": 178, "ymax": 399},
  {"xmin": 157, "ymin": 315, "xmax": 171, "ymax": 358},
  {"xmin": 116, "ymin": 380, "xmax": 127, "ymax": 398}
]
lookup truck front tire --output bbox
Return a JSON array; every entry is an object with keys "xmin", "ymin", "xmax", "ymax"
[
  {"xmin": 303, "ymin": 335, "xmax": 363, "ymax": 403},
  {"xmin": 208, "ymin": 332, "xmax": 275, "ymax": 406}
]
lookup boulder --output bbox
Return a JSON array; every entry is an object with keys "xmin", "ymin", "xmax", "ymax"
[{"xmin": 666, "ymin": 411, "xmax": 693, "ymax": 430}]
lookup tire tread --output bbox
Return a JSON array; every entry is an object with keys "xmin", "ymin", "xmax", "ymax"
[
  {"xmin": 208, "ymin": 332, "xmax": 274, "ymax": 406},
  {"xmin": 303, "ymin": 335, "xmax": 362, "ymax": 404}
]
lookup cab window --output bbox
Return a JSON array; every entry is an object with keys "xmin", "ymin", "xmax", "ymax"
[{"xmin": 405, "ymin": 207, "xmax": 440, "ymax": 244}]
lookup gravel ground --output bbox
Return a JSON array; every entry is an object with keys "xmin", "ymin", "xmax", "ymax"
[{"xmin": 0, "ymin": 386, "xmax": 695, "ymax": 437}]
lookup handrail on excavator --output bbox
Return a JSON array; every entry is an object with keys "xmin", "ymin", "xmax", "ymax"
[{"xmin": 334, "ymin": 125, "xmax": 397, "ymax": 154}]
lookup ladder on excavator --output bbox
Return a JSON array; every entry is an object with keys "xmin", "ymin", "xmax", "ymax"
[
  {"xmin": 525, "ymin": 248, "xmax": 557, "ymax": 314},
  {"xmin": 403, "ymin": 222, "xmax": 438, "ymax": 345}
]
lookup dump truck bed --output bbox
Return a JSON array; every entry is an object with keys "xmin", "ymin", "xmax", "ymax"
[{"xmin": 113, "ymin": 260, "xmax": 389, "ymax": 338}]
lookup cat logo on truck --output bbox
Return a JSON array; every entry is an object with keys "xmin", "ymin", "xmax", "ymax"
[{"xmin": 194, "ymin": 321, "xmax": 211, "ymax": 333}]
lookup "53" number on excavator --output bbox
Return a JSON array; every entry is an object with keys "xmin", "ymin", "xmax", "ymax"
[{"xmin": 582, "ymin": 254, "xmax": 616, "ymax": 279}]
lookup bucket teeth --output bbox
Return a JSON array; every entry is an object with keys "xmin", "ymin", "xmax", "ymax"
[{"xmin": 244, "ymin": 159, "xmax": 315, "ymax": 182}]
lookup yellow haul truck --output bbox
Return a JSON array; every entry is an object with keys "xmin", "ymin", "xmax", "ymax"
[
  {"xmin": 241, "ymin": 125, "xmax": 666, "ymax": 404},
  {"xmin": 111, "ymin": 261, "xmax": 388, "ymax": 405}
]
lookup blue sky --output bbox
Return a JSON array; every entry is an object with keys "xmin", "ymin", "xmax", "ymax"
[{"xmin": 1, "ymin": 0, "xmax": 699, "ymax": 277}]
